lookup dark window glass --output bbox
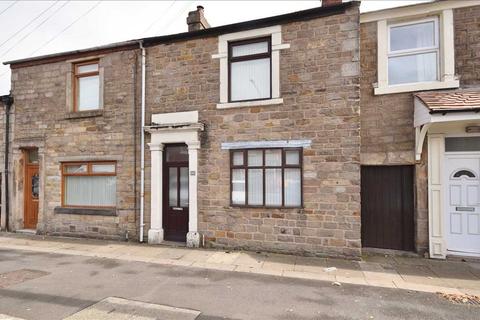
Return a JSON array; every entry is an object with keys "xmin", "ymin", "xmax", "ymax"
[{"xmin": 445, "ymin": 137, "xmax": 480, "ymax": 152}]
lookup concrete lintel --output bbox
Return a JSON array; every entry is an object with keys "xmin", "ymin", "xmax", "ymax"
[{"xmin": 221, "ymin": 140, "xmax": 312, "ymax": 150}]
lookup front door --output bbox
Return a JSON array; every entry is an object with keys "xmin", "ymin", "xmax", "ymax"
[
  {"xmin": 163, "ymin": 144, "xmax": 189, "ymax": 242},
  {"xmin": 24, "ymin": 149, "xmax": 39, "ymax": 229},
  {"xmin": 445, "ymin": 155, "xmax": 480, "ymax": 256}
]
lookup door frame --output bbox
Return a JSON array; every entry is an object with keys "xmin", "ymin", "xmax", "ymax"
[
  {"xmin": 146, "ymin": 111, "xmax": 204, "ymax": 247},
  {"xmin": 23, "ymin": 148, "xmax": 39, "ymax": 229},
  {"xmin": 443, "ymin": 151, "xmax": 480, "ymax": 257},
  {"xmin": 162, "ymin": 143, "xmax": 190, "ymax": 242}
]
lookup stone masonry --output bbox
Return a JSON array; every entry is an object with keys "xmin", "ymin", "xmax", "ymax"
[
  {"xmin": 144, "ymin": 4, "xmax": 361, "ymax": 257},
  {"xmin": 5, "ymin": 3, "xmax": 362, "ymax": 258},
  {"xmin": 360, "ymin": 5, "xmax": 480, "ymax": 253},
  {"xmin": 8, "ymin": 50, "xmax": 139, "ymax": 240}
]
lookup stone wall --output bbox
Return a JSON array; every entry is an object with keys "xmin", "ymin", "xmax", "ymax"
[
  {"xmin": 9, "ymin": 50, "xmax": 139, "ymax": 239},
  {"xmin": 144, "ymin": 4, "xmax": 361, "ymax": 257},
  {"xmin": 454, "ymin": 5, "xmax": 480, "ymax": 87},
  {"xmin": 359, "ymin": 4, "xmax": 480, "ymax": 253}
]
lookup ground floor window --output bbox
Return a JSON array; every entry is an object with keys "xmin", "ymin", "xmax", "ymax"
[
  {"xmin": 230, "ymin": 148, "xmax": 302, "ymax": 208},
  {"xmin": 61, "ymin": 162, "xmax": 116, "ymax": 207}
]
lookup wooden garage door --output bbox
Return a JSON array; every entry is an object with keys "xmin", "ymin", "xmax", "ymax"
[{"xmin": 361, "ymin": 166, "xmax": 414, "ymax": 251}]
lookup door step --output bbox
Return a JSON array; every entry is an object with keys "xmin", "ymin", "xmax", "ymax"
[{"xmin": 15, "ymin": 229, "xmax": 37, "ymax": 235}]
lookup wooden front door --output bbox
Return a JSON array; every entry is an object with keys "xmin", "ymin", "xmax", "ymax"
[
  {"xmin": 361, "ymin": 166, "xmax": 414, "ymax": 251},
  {"xmin": 163, "ymin": 145, "xmax": 189, "ymax": 242},
  {"xmin": 24, "ymin": 149, "xmax": 39, "ymax": 229}
]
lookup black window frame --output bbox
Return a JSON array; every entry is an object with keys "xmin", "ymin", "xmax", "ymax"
[
  {"xmin": 228, "ymin": 36, "xmax": 272, "ymax": 103},
  {"xmin": 230, "ymin": 148, "xmax": 303, "ymax": 208}
]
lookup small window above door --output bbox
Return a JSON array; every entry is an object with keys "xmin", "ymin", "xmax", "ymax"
[
  {"xmin": 445, "ymin": 137, "xmax": 480, "ymax": 152},
  {"xmin": 26, "ymin": 149, "xmax": 39, "ymax": 164},
  {"xmin": 166, "ymin": 145, "xmax": 188, "ymax": 162}
]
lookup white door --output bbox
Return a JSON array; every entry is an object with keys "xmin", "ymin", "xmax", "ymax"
[{"xmin": 445, "ymin": 156, "xmax": 480, "ymax": 256}]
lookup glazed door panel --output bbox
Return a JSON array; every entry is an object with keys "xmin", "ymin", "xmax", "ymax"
[
  {"xmin": 24, "ymin": 165, "xmax": 39, "ymax": 229},
  {"xmin": 163, "ymin": 145, "xmax": 189, "ymax": 242}
]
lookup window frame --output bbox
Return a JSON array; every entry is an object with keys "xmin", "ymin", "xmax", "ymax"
[
  {"xmin": 227, "ymin": 36, "xmax": 272, "ymax": 103},
  {"xmin": 61, "ymin": 161, "xmax": 117, "ymax": 208},
  {"xmin": 229, "ymin": 148, "xmax": 303, "ymax": 208},
  {"xmin": 73, "ymin": 59, "xmax": 100, "ymax": 112},
  {"xmin": 387, "ymin": 16, "xmax": 440, "ymax": 86}
]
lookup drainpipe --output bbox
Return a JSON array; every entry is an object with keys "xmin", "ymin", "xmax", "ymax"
[
  {"xmin": 138, "ymin": 41, "xmax": 146, "ymax": 242},
  {"xmin": 1, "ymin": 95, "xmax": 13, "ymax": 232}
]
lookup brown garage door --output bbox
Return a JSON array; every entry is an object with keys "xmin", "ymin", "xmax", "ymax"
[{"xmin": 361, "ymin": 166, "xmax": 414, "ymax": 251}]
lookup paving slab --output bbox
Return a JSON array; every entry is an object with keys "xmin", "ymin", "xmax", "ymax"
[
  {"xmin": 234, "ymin": 265, "xmax": 283, "ymax": 277},
  {"xmin": 232, "ymin": 252, "xmax": 266, "ymax": 268},
  {"xmin": 64, "ymin": 297, "xmax": 200, "ymax": 320},
  {"xmin": 395, "ymin": 264, "xmax": 449, "ymax": 287},
  {"xmin": 0, "ymin": 314, "xmax": 26, "ymax": 320},
  {"xmin": 178, "ymin": 250, "xmax": 215, "ymax": 263},
  {"xmin": 205, "ymin": 251, "xmax": 240, "ymax": 265},
  {"xmin": 262, "ymin": 253, "xmax": 297, "ymax": 271},
  {"xmin": 294, "ymin": 256, "xmax": 327, "ymax": 273}
]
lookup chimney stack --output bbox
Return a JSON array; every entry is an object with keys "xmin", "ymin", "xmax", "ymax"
[
  {"xmin": 187, "ymin": 5, "xmax": 210, "ymax": 32},
  {"xmin": 322, "ymin": 0, "xmax": 343, "ymax": 7}
]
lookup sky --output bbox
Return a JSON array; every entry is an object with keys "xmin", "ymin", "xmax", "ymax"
[{"xmin": 0, "ymin": 0, "xmax": 431, "ymax": 95}]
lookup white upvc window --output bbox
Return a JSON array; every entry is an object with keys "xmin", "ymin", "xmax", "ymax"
[
  {"xmin": 374, "ymin": 9, "xmax": 459, "ymax": 95},
  {"xmin": 213, "ymin": 25, "xmax": 290, "ymax": 109},
  {"xmin": 388, "ymin": 17, "xmax": 439, "ymax": 86}
]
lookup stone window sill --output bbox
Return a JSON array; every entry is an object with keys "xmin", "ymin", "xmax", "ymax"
[
  {"xmin": 54, "ymin": 207, "xmax": 116, "ymax": 216},
  {"xmin": 65, "ymin": 109, "xmax": 103, "ymax": 120},
  {"xmin": 216, "ymin": 98, "xmax": 283, "ymax": 109},
  {"xmin": 374, "ymin": 80, "xmax": 460, "ymax": 95}
]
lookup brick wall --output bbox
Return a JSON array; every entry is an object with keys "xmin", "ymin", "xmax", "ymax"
[{"xmin": 144, "ymin": 4, "xmax": 361, "ymax": 257}]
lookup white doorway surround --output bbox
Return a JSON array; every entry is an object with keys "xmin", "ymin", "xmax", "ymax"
[
  {"xmin": 445, "ymin": 154, "xmax": 480, "ymax": 257},
  {"xmin": 145, "ymin": 111, "xmax": 204, "ymax": 247}
]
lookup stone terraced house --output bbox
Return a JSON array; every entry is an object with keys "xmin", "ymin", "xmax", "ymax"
[{"xmin": 0, "ymin": 0, "xmax": 479, "ymax": 260}]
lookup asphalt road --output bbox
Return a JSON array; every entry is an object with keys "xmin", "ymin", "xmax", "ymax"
[{"xmin": 0, "ymin": 248, "xmax": 477, "ymax": 320}]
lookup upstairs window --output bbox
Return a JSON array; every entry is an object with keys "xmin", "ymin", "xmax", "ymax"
[
  {"xmin": 388, "ymin": 18, "xmax": 439, "ymax": 85},
  {"xmin": 74, "ymin": 61, "xmax": 100, "ymax": 111},
  {"xmin": 228, "ymin": 37, "xmax": 271, "ymax": 102}
]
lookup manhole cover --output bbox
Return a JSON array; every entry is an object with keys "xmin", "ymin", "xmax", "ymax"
[
  {"xmin": 437, "ymin": 293, "xmax": 480, "ymax": 306},
  {"xmin": 0, "ymin": 269, "xmax": 49, "ymax": 288}
]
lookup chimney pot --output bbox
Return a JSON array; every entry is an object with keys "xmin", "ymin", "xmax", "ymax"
[
  {"xmin": 322, "ymin": 0, "xmax": 343, "ymax": 7},
  {"xmin": 187, "ymin": 5, "xmax": 210, "ymax": 32}
]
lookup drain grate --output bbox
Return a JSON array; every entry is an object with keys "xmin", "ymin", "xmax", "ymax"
[{"xmin": 437, "ymin": 293, "xmax": 480, "ymax": 306}]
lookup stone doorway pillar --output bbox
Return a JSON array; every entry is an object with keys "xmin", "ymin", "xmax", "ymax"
[
  {"xmin": 148, "ymin": 143, "xmax": 164, "ymax": 244},
  {"xmin": 186, "ymin": 141, "xmax": 200, "ymax": 247},
  {"xmin": 146, "ymin": 111, "xmax": 204, "ymax": 247}
]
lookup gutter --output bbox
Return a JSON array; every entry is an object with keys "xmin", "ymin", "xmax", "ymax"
[
  {"xmin": 1, "ymin": 95, "xmax": 13, "ymax": 232},
  {"xmin": 138, "ymin": 41, "xmax": 146, "ymax": 242}
]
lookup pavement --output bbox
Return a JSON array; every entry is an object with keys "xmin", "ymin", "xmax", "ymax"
[
  {"xmin": 0, "ymin": 242, "xmax": 479, "ymax": 320},
  {"xmin": 0, "ymin": 233, "xmax": 479, "ymax": 297}
]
